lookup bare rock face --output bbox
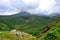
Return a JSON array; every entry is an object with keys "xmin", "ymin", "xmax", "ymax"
[
  {"xmin": 10, "ymin": 29, "xmax": 35, "ymax": 39},
  {"xmin": 10, "ymin": 29, "xmax": 23, "ymax": 38},
  {"xmin": 0, "ymin": 29, "xmax": 36, "ymax": 40}
]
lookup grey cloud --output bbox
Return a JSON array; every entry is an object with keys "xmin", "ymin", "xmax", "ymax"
[
  {"xmin": 10, "ymin": 0, "xmax": 39, "ymax": 11},
  {"xmin": 0, "ymin": 0, "xmax": 60, "ymax": 15},
  {"xmin": 49, "ymin": 0, "xmax": 60, "ymax": 13},
  {"xmin": 0, "ymin": 0, "xmax": 18, "ymax": 15}
]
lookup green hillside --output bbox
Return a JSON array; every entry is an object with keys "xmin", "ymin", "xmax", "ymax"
[
  {"xmin": 0, "ymin": 14, "xmax": 51, "ymax": 35},
  {"xmin": 38, "ymin": 17, "xmax": 60, "ymax": 40},
  {"xmin": 0, "ymin": 22, "xmax": 10, "ymax": 31},
  {"xmin": 0, "ymin": 14, "xmax": 60, "ymax": 40},
  {"xmin": 0, "ymin": 17, "xmax": 60, "ymax": 40}
]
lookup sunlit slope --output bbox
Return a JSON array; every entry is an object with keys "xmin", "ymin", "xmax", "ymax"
[{"xmin": 39, "ymin": 17, "xmax": 60, "ymax": 40}]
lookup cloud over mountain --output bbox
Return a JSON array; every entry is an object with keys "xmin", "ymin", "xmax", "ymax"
[{"xmin": 0, "ymin": 0, "xmax": 60, "ymax": 15}]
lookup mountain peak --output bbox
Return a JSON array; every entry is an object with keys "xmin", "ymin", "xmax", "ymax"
[{"xmin": 16, "ymin": 11, "xmax": 31, "ymax": 16}]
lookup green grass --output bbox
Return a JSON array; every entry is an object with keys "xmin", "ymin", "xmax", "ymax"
[
  {"xmin": 38, "ymin": 17, "xmax": 60, "ymax": 40},
  {"xmin": 0, "ymin": 15, "xmax": 60, "ymax": 40},
  {"xmin": 0, "ymin": 16, "xmax": 51, "ymax": 35}
]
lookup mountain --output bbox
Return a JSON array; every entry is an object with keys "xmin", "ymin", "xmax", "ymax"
[
  {"xmin": 32, "ymin": 14, "xmax": 48, "ymax": 16},
  {"xmin": 14, "ymin": 11, "xmax": 32, "ymax": 16},
  {"xmin": 0, "ymin": 11, "xmax": 51, "ymax": 36},
  {"xmin": 0, "ymin": 11, "xmax": 60, "ymax": 40},
  {"xmin": 49, "ymin": 13, "xmax": 60, "ymax": 17}
]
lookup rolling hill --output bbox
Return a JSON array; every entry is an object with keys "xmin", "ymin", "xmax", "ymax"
[
  {"xmin": 0, "ymin": 11, "xmax": 51, "ymax": 36},
  {"xmin": 0, "ymin": 12, "xmax": 60, "ymax": 40}
]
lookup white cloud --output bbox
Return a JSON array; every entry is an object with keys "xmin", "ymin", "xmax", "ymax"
[
  {"xmin": 0, "ymin": 0, "xmax": 18, "ymax": 15},
  {"xmin": 10, "ymin": 0, "xmax": 39, "ymax": 11},
  {"xmin": 0, "ymin": 0, "xmax": 60, "ymax": 15},
  {"xmin": 39, "ymin": 0, "xmax": 55, "ymax": 11},
  {"xmin": 22, "ymin": 0, "xmax": 38, "ymax": 6}
]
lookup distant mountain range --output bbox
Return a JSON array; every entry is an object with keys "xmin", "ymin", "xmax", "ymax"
[
  {"xmin": 49, "ymin": 13, "xmax": 60, "ymax": 17},
  {"xmin": 0, "ymin": 11, "xmax": 60, "ymax": 17},
  {"xmin": 14, "ymin": 12, "xmax": 60, "ymax": 17}
]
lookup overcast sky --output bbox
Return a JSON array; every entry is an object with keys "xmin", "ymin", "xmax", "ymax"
[{"xmin": 0, "ymin": 0, "xmax": 60, "ymax": 15}]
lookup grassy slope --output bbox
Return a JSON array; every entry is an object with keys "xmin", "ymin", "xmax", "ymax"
[
  {"xmin": 39, "ymin": 17, "xmax": 60, "ymax": 40},
  {"xmin": 0, "ymin": 22, "xmax": 10, "ymax": 31},
  {"xmin": 0, "ymin": 16, "xmax": 51, "ymax": 35}
]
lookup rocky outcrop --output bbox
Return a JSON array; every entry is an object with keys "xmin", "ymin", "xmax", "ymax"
[{"xmin": 10, "ymin": 29, "xmax": 36, "ymax": 39}]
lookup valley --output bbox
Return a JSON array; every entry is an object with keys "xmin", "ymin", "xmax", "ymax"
[{"xmin": 0, "ymin": 12, "xmax": 60, "ymax": 40}]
